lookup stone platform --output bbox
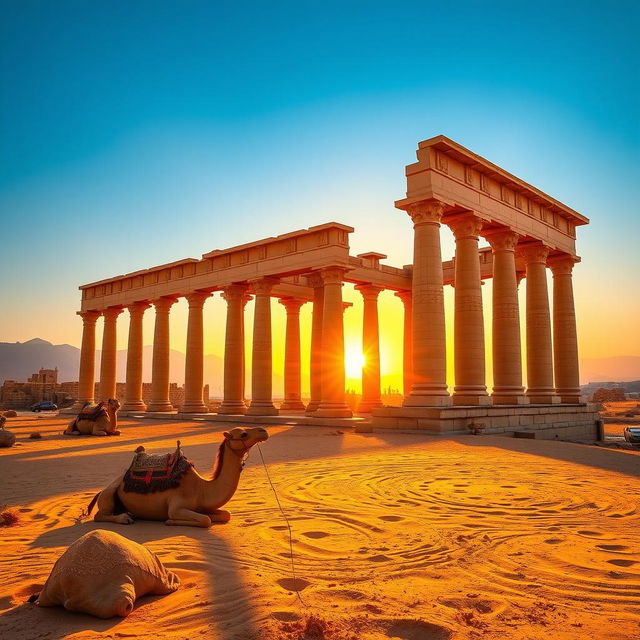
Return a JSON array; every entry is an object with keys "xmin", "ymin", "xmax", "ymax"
[{"xmin": 371, "ymin": 403, "xmax": 601, "ymax": 441}]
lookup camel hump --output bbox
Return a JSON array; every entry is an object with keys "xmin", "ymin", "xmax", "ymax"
[{"xmin": 135, "ymin": 446, "xmax": 145, "ymax": 453}]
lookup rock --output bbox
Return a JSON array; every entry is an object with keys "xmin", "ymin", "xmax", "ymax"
[{"xmin": 3, "ymin": 410, "xmax": 17, "ymax": 418}]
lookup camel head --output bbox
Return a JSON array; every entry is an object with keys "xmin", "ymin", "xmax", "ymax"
[
  {"xmin": 222, "ymin": 426, "xmax": 269, "ymax": 453},
  {"xmin": 105, "ymin": 398, "xmax": 121, "ymax": 412}
]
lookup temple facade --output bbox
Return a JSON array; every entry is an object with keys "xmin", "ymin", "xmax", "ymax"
[{"xmin": 72, "ymin": 136, "xmax": 599, "ymax": 439}]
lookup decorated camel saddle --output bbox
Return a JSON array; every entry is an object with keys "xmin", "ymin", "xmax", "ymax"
[
  {"xmin": 77, "ymin": 402, "xmax": 110, "ymax": 422},
  {"xmin": 123, "ymin": 440, "xmax": 193, "ymax": 494}
]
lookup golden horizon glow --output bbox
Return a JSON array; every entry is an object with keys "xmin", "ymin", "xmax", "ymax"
[{"xmin": 345, "ymin": 346, "xmax": 366, "ymax": 380}]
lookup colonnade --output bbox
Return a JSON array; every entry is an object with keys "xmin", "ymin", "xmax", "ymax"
[{"xmin": 75, "ymin": 204, "xmax": 581, "ymax": 415}]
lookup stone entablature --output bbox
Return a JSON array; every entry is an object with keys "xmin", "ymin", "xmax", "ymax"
[{"xmin": 399, "ymin": 135, "xmax": 588, "ymax": 257}]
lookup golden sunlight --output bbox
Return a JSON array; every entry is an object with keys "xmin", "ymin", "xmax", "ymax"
[{"xmin": 345, "ymin": 346, "xmax": 366, "ymax": 379}]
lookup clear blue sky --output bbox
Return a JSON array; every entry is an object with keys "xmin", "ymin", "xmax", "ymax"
[{"xmin": 0, "ymin": 1, "xmax": 638, "ymax": 360}]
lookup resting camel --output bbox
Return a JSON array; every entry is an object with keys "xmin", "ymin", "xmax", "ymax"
[
  {"xmin": 87, "ymin": 426, "xmax": 269, "ymax": 527},
  {"xmin": 65, "ymin": 398, "xmax": 121, "ymax": 436}
]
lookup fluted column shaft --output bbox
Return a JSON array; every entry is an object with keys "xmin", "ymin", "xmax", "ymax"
[
  {"xmin": 305, "ymin": 275, "xmax": 324, "ymax": 413},
  {"xmin": 550, "ymin": 256, "xmax": 582, "ymax": 403},
  {"xmin": 449, "ymin": 214, "xmax": 490, "ymax": 405},
  {"xmin": 520, "ymin": 244, "xmax": 559, "ymax": 404},
  {"xmin": 148, "ymin": 297, "xmax": 178, "ymax": 412},
  {"xmin": 99, "ymin": 307, "xmax": 123, "ymax": 401},
  {"xmin": 395, "ymin": 291, "xmax": 413, "ymax": 397},
  {"xmin": 485, "ymin": 229, "xmax": 527, "ymax": 404},
  {"xmin": 279, "ymin": 298, "xmax": 306, "ymax": 411},
  {"xmin": 314, "ymin": 267, "xmax": 352, "ymax": 418},
  {"xmin": 402, "ymin": 200, "xmax": 451, "ymax": 407},
  {"xmin": 219, "ymin": 285, "xmax": 249, "ymax": 414},
  {"xmin": 74, "ymin": 310, "xmax": 100, "ymax": 408},
  {"xmin": 247, "ymin": 278, "xmax": 279, "ymax": 416},
  {"xmin": 123, "ymin": 302, "xmax": 150, "ymax": 411},
  {"xmin": 356, "ymin": 284, "xmax": 383, "ymax": 412},
  {"xmin": 182, "ymin": 291, "xmax": 211, "ymax": 413}
]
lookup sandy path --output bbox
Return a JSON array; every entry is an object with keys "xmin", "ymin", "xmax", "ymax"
[{"xmin": 0, "ymin": 417, "xmax": 638, "ymax": 640}]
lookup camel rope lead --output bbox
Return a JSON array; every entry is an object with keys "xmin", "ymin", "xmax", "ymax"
[{"xmin": 256, "ymin": 443, "xmax": 306, "ymax": 607}]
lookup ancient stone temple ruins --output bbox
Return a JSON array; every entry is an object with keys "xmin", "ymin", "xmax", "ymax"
[{"xmin": 73, "ymin": 136, "xmax": 599, "ymax": 439}]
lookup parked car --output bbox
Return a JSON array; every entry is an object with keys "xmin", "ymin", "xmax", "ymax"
[
  {"xmin": 31, "ymin": 401, "xmax": 58, "ymax": 412},
  {"xmin": 623, "ymin": 427, "xmax": 640, "ymax": 445}
]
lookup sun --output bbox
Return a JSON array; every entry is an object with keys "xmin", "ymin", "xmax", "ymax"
[{"xmin": 345, "ymin": 347, "xmax": 366, "ymax": 379}]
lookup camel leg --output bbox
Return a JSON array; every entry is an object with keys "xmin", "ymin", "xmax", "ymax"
[
  {"xmin": 92, "ymin": 426, "xmax": 109, "ymax": 436},
  {"xmin": 94, "ymin": 483, "xmax": 134, "ymax": 525},
  {"xmin": 166, "ymin": 506, "xmax": 212, "ymax": 528},
  {"xmin": 207, "ymin": 509, "xmax": 231, "ymax": 523},
  {"xmin": 64, "ymin": 420, "xmax": 79, "ymax": 435}
]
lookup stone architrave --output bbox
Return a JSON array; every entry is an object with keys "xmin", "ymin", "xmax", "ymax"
[
  {"xmin": 355, "ymin": 284, "xmax": 383, "ymax": 412},
  {"xmin": 395, "ymin": 291, "xmax": 413, "ymax": 397},
  {"xmin": 247, "ymin": 278, "xmax": 279, "ymax": 416},
  {"xmin": 99, "ymin": 307, "xmax": 123, "ymax": 401},
  {"xmin": 123, "ymin": 302, "xmax": 151, "ymax": 411},
  {"xmin": 73, "ymin": 310, "xmax": 100, "ymax": 409},
  {"xmin": 401, "ymin": 200, "xmax": 452, "ymax": 406},
  {"xmin": 484, "ymin": 228, "xmax": 528, "ymax": 405},
  {"xmin": 305, "ymin": 274, "xmax": 324, "ymax": 413},
  {"xmin": 147, "ymin": 297, "xmax": 179, "ymax": 412},
  {"xmin": 182, "ymin": 291, "xmax": 211, "ymax": 413},
  {"xmin": 519, "ymin": 243, "xmax": 559, "ymax": 404},
  {"xmin": 218, "ymin": 284, "xmax": 250, "ymax": 415},
  {"xmin": 448, "ymin": 214, "xmax": 491, "ymax": 405},
  {"xmin": 278, "ymin": 297, "xmax": 306, "ymax": 411},
  {"xmin": 549, "ymin": 256, "xmax": 582, "ymax": 403},
  {"xmin": 314, "ymin": 267, "xmax": 352, "ymax": 418}
]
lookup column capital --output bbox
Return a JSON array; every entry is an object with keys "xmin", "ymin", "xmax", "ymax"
[
  {"xmin": 127, "ymin": 301, "xmax": 152, "ymax": 317},
  {"xmin": 221, "ymin": 283, "xmax": 249, "ymax": 302},
  {"xmin": 318, "ymin": 266, "xmax": 349, "ymax": 286},
  {"xmin": 185, "ymin": 290, "xmax": 211, "ymax": 308},
  {"xmin": 278, "ymin": 297, "xmax": 306, "ymax": 313},
  {"xmin": 249, "ymin": 276, "xmax": 280, "ymax": 296},
  {"xmin": 342, "ymin": 301, "xmax": 352, "ymax": 314},
  {"xmin": 153, "ymin": 296, "xmax": 179, "ymax": 313},
  {"xmin": 404, "ymin": 199, "xmax": 446, "ymax": 226},
  {"xmin": 355, "ymin": 283, "xmax": 384, "ymax": 300},
  {"xmin": 77, "ymin": 310, "xmax": 100, "ymax": 324},
  {"xmin": 304, "ymin": 273, "xmax": 325, "ymax": 289},
  {"xmin": 102, "ymin": 306, "xmax": 124, "ymax": 320},
  {"xmin": 483, "ymin": 227, "xmax": 520, "ymax": 252},
  {"xmin": 394, "ymin": 290, "xmax": 412, "ymax": 305},
  {"xmin": 518, "ymin": 242, "xmax": 550, "ymax": 265},
  {"xmin": 447, "ymin": 213, "xmax": 484, "ymax": 240},
  {"xmin": 548, "ymin": 255, "xmax": 579, "ymax": 277}
]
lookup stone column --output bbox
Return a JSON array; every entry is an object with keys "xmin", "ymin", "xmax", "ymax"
[
  {"xmin": 402, "ymin": 200, "xmax": 451, "ymax": 406},
  {"xmin": 182, "ymin": 291, "xmax": 211, "ymax": 413},
  {"xmin": 279, "ymin": 297, "xmax": 306, "ymax": 411},
  {"xmin": 247, "ymin": 278, "xmax": 279, "ymax": 416},
  {"xmin": 520, "ymin": 243, "xmax": 559, "ymax": 404},
  {"xmin": 355, "ymin": 284, "xmax": 383, "ymax": 412},
  {"xmin": 73, "ymin": 310, "xmax": 100, "ymax": 408},
  {"xmin": 123, "ymin": 302, "xmax": 151, "ymax": 411},
  {"xmin": 98, "ymin": 307, "xmax": 123, "ymax": 401},
  {"xmin": 550, "ymin": 256, "xmax": 582, "ymax": 403},
  {"xmin": 147, "ymin": 296, "xmax": 178, "ymax": 412},
  {"xmin": 484, "ymin": 228, "xmax": 527, "ymax": 404},
  {"xmin": 448, "ymin": 214, "xmax": 490, "ymax": 405},
  {"xmin": 305, "ymin": 274, "xmax": 324, "ymax": 413},
  {"xmin": 218, "ymin": 284, "xmax": 249, "ymax": 414},
  {"xmin": 395, "ymin": 291, "xmax": 413, "ymax": 397},
  {"xmin": 314, "ymin": 267, "xmax": 352, "ymax": 418}
]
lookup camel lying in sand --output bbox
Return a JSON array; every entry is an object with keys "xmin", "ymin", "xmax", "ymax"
[
  {"xmin": 65, "ymin": 398, "xmax": 121, "ymax": 436},
  {"xmin": 87, "ymin": 426, "xmax": 269, "ymax": 527},
  {"xmin": 31, "ymin": 529, "xmax": 179, "ymax": 618},
  {"xmin": 0, "ymin": 415, "xmax": 16, "ymax": 447}
]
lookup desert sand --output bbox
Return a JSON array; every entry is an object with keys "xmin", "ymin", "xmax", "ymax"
[{"xmin": 0, "ymin": 415, "xmax": 638, "ymax": 640}]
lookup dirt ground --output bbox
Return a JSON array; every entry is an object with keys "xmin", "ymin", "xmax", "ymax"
[{"xmin": 0, "ymin": 415, "xmax": 638, "ymax": 640}]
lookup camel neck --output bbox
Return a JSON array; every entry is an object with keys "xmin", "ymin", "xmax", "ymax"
[{"xmin": 201, "ymin": 443, "xmax": 245, "ymax": 510}]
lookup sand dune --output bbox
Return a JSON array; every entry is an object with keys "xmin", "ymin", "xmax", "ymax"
[{"xmin": 0, "ymin": 416, "xmax": 638, "ymax": 639}]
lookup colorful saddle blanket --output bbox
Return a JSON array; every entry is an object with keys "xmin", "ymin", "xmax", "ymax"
[
  {"xmin": 122, "ymin": 441, "xmax": 193, "ymax": 494},
  {"xmin": 77, "ymin": 402, "xmax": 108, "ymax": 422}
]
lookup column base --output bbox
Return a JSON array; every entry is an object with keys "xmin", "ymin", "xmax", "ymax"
[
  {"xmin": 217, "ymin": 402, "xmax": 247, "ymax": 415},
  {"xmin": 526, "ymin": 392, "xmax": 561, "ymax": 404},
  {"xmin": 146, "ymin": 402, "xmax": 174, "ymax": 412},
  {"xmin": 453, "ymin": 394, "xmax": 492, "ymax": 406},
  {"xmin": 280, "ymin": 400, "xmax": 306, "ymax": 411},
  {"xmin": 559, "ymin": 394, "xmax": 586, "ymax": 404},
  {"xmin": 305, "ymin": 402, "xmax": 320, "ymax": 413},
  {"xmin": 313, "ymin": 404, "xmax": 352, "ymax": 418},
  {"xmin": 491, "ymin": 394, "xmax": 529, "ymax": 405},
  {"xmin": 403, "ymin": 394, "xmax": 452, "ymax": 408},
  {"xmin": 358, "ymin": 400, "xmax": 383, "ymax": 413},
  {"xmin": 181, "ymin": 403, "xmax": 209, "ymax": 414},
  {"xmin": 122, "ymin": 401, "xmax": 147, "ymax": 412},
  {"xmin": 246, "ymin": 403, "xmax": 279, "ymax": 416}
]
